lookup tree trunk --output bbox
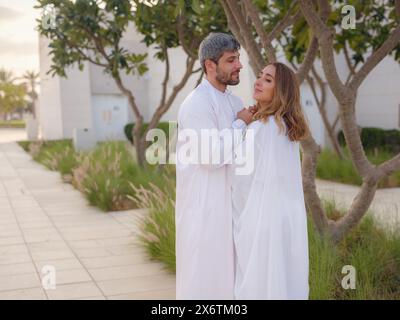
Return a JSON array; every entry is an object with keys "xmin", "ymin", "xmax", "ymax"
[
  {"xmin": 307, "ymin": 70, "xmax": 345, "ymax": 159},
  {"xmin": 300, "ymin": 136, "xmax": 330, "ymax": 235},
  {"xmin": 328, "ymin": 175, "xmax": 379, "ymax": 244},
  {"xmin": 135, "ymin": 135, "xmax": 147, "ymax": 168}
]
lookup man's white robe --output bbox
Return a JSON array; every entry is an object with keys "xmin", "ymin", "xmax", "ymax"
[{"xmin": 175, "ymin": 79, "xmax": 245, "ymax": 300}]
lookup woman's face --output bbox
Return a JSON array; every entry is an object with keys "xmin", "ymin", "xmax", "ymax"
[{"xmin": 253, "ymin": 64, "xmax": 276, "ymax": 104}]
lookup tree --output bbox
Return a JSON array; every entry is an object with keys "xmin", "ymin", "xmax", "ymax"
[
  {"xmin": 0, "ymin": 83, "xmax": 27, "ymax": 121},
  {"xmin": 299, "ymin": 0, "xmax": 400, "ymax": 243},
  {"xmin": 280, "ymin": 0, "xmax": 400, "ymax": 159},
  {"xmin": 0, "ymin": 69, "xmax": 16, "ymax": 83},
  {"xmin": 21, "ymin": 71, "xmax": 40, "ymax": 118},
  {"xmin": 36, "ymin": 0, "xmax": 227, "ymax": 167},
  {"xmin": 218, "ymin": 0, "xmax": 400, "ymax": 243},
  {"xmin": 0, "ymin": 68, "xmax": 27, "ymax": 121}
]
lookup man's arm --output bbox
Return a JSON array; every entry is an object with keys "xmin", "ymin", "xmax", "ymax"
[{"xmin": 178, "ymin": 103, "xmax": 253, "ymax": 169}]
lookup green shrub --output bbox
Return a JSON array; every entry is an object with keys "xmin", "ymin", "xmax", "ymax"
[
  {"xmin": 79, "ymin": 142, "xmax": 168, "ymax": 211},
  {"xmin": 135, "ymin": 188, "xmax": 400, "ymax": 299},
  {"xmin": 338, "ymin": 127, "xmax": 400, "ymax": 154},
  {"xmin": 124, "ymin": 121, "xmax": 173, "ymax": 145},
  {"xmin": 18, "ymin": 139, "xmax": 170, "ymax": 211},
  {"xmin": 128, "ymin": 169, "xmax": 176, "ymax": 273},
  {"xmin": 0, "ymin": 120, "xmax": 25, "ymax": 128},
  {"xmin": 317, "ymin": 148, "xmax": 400, "ymax": 188},
  {"xmin": 18, "ymin": 140, "xmax": 79, "ymax": 176}
]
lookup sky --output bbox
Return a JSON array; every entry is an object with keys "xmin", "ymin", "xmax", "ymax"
[{"xmin": 0, "ymin": 0, "xmax": 41, "ymax": 77}]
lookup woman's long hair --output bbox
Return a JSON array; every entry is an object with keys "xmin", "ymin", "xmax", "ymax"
[{"xmin": 253, "ymin": 62, "xmax": 310, "ymax": 142}]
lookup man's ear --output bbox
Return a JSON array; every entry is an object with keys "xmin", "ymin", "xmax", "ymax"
[{"xmin": 204, "ymin": 59, "xmax": 216, "ymax": 74}]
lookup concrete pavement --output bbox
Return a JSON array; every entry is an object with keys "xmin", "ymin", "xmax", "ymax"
[{"xmin": 0, "ymin": 142, "xmax": 175, "ymax": 300}]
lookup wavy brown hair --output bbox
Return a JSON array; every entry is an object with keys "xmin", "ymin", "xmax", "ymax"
[{"xmin": 253, "ymin": 62, "xmax": 310, "ymax": 142}]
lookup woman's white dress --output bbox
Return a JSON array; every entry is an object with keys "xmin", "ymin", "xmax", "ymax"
[{"xmin": 231, "ymin": 116, "xmax": 309, "ymax": 300}]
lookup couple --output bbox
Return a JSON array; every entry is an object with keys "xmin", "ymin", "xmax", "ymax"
[{"xmin": 175, "ymin": 33, "xmax": 310, "ymax": 300}]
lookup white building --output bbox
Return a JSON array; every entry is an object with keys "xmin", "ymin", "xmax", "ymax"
[{"xmin": 37, "ymin": 26, "xmax": 400, "ymax": 148}]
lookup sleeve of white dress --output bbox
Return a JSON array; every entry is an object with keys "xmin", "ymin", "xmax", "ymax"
[{"xmin": 178, "ymin": 102, "xmax": 247, "ymax": 170}]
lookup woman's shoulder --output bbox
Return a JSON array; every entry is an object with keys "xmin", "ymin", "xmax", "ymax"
[
  {"xmin": 257, "ymin": 115, "xmax": 280, "ymax": 131},
  {"xmin": 255, "ymin": 116, "xmax": 290, "ymax": 139}
]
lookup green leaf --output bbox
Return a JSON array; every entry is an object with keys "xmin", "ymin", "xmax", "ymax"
[{"xmin": 192, "ymin": 0, "xmax": 202, "ymax": 14}]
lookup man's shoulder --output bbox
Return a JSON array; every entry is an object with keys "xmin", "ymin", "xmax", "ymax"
[
  {"xmin": 184, "ymin": 84, "xmax": 210, "ymax": 103},
  {"xmin": 179, "ymin": 84, "xmax": 212, "ymax": 116}
]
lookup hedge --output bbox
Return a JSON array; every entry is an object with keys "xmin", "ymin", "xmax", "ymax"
[
  {"xmin": 124, "ymin": 121, "xmax": 172, "ymax": 145},
  {"xmin": 338, "ymin": 127, "xmax": 400, "ymax": 154}
]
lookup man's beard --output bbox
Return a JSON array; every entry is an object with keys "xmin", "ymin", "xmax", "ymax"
[{"xmin": 216, "ymin": 67, "xmax": 240, "ymax": 86}]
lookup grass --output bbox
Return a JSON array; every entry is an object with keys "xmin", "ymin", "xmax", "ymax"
[
  {"xmin": 18, "ymin": 139, "xmax": 400, "ymax": 298},
  {"xmin": 134, "ymin": 181, "xmax": 400, "ymax": 299},
  {"xmin": 128, "ymin": 172, "xmax": 176, "ymax": 273},
  {"xmin": 309, "ymin": 200, "xmax": 400, "ymax": 299},
  {"xmin": 317, "ymin": 148, "xmax": 400, "ymax": 188},
  {"xmin": 18, "ymin": 139, "xmax": 170, "ymax": 211},
  {"xmin": 19, "ymin": 139, "xmax": 78, "ymax": 175},
  {"xmin": 0, "ymin": 120, "xmax": 25, "ymax": 128}
]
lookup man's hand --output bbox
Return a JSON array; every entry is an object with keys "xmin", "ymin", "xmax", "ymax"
[
  {"xmin": 237, "ymin": 108, "xmax": 254, "ymax": 125},
  {"xmin": 248, "ymin": 105, "xmax": 258, "ymax": 115}
]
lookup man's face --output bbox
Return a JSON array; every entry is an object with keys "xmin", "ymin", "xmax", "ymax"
[{"xmin": 211, "ymin": 51, "xmax": 243, "ymax": 86}]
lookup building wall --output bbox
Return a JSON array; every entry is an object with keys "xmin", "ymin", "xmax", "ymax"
[
  {"xmin": 89, "ymin": 23, "xmax": 149, "ymax": 124},
  {"xmin": 38, "ymin": 35, "xmax": 63, "ymax": 140},
  {"xmin": 356, "ymin": 56, "xmax": 400, "ymax": 130},
  {"xmin": 59, "ymin": 62, "xmax": 93, "ymax": 138},
  {"xmin": 308, "ymin": 53, "xmax": 400, "ymax": 149}
]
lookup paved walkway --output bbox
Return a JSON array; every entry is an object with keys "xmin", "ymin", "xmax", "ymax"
[
  {"xmin": 0, "ymin": 128, "xmax": 26, "ymax": 144},
  {"xmin": 0, "ymin": 142, "xmax": 175, "ymax": 300},
  {"xmin": 316, "ymin": 179, "xmax": 400, "ymax": 231}
]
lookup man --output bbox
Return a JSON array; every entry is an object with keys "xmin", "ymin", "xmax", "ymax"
[{"xmin": 175, "ymin": 33, "xmax": 254, "ymax": 299}]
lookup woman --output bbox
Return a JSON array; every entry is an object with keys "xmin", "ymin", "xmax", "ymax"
[{"xmin": 232, "ymin": 62, "xmax": 310, "ymax": 300}]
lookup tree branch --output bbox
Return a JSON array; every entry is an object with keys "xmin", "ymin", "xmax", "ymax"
[
  {"xmin": 242, "ymin": 0, "xmax": 277, "ymax": 63},
  {"xmin": 332, "ymin": 178, "xmax": 378, "ymax": 243},
  {"xmin": 296, "ymin": 0, "xmax": 330, "ymax": 83},
  {"xmin": 349, "ymin": 24, "xmax": 400, "ymax": 91},
  {"xmin": 377, "ymin": 152, "xmax": 400, "ymax": 177},
  {"xmin": 192, "ymin": 67, "xmax": 202, "ymax": 74},
  {"xmin": 177, "ymin": 15, "xmax": 197, "ymax": 59},
  {"xmin": 219, "ymin": 0, "xmax": 259, "ymax": 74},
  {"xmin": 296, "ymin": 36, "xmax": 319, "ymax": 83},
  {"xmin": 146, "ymin": 57, "xmax": 196, "ymax": 134},
  {"xmin": 56, "ymin": 32, "xmax": 108, "ymax": 68},
  {"xmin": 158, "ymin": 44, "xmax": 170, "ymax": 110},
  {"xmin": 195, "ymin": 70, "xmax": 204, "ymax": 88},
  {"xmin": 300, "ymin": 136, "xmax": 330, "ymax": 234},
  {"xmin": 113, "ymin": 71, "xmax": 143, "ymax": 123},
  {"xmin": 343, "ymin": 42, "xmax": 356, "ymax": 85},
  {"xmin": 221, "ymin": 0, "xmax": 265, "ymax": 73},
  {"xmin": 299, "ymin": 0, "xmax": 348, "ymax": 99},
  {"xmin": 269, "ymin": 3, "xmax": 302, "ymax": 41}
]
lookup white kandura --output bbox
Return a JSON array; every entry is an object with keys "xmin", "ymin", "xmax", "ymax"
[{"xmin": 175, "ymin": 78, "xmax": 245, "ymax": 299}]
